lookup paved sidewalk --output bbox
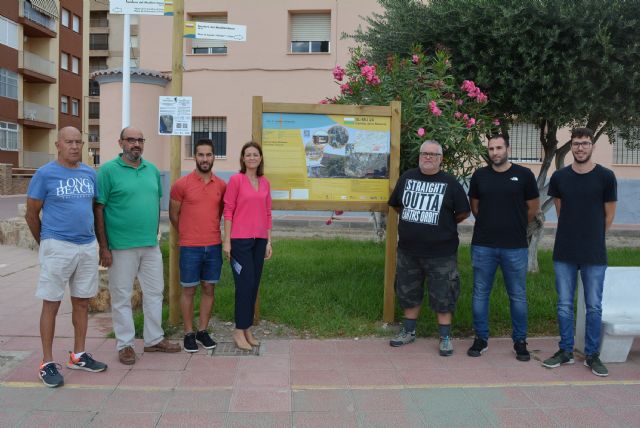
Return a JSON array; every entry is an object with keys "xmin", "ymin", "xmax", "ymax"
[{"xmin": 0, "ymin": 245, "xmax": 639, "ymax": 427}]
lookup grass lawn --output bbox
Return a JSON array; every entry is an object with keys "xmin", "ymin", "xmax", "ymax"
[{"xmin": 133, "ymin": 239, "xmax": 640, "ymax": 339}]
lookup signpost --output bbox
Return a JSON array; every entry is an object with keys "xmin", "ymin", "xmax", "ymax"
[
  {"xmin": 109, "ymin": 0, "xmax": 173, "ymax": 16},
  {"xmin": 158, "ymin": 96, "xmax": 192, "ymax": 136},
  {"xmin": 183, "ymin": 21, "xmax": 246, "ymax": 42}
]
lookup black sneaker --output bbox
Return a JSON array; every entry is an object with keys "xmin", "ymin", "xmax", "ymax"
[
  {"xmin": 542, "ymin": 349, "xmax": 574, "ymax": 368},
  {"xmin": 195, "ymin": 330, "xmax": 217, "ymax": 350},
  {"xmin": 183, "ymin": 332, "xmax": 198, "ymax": 353},
  {"xmin": 39, "ymin": 362, "xmax": 64, "ymax": 388},
  {"xmin": 67, "ymin": 352, "xmax": 108, "ymax": 372},
  {"xmin": 585, "ymin": 353, "xmax": 608, "ymax": 377},
  {"xmin": 467, "ymin": 337, "xmax": 488, "ymax": 357},
  {"xmin": 513, "ymin": 340, "xmax": 530, "ymax": 361}
]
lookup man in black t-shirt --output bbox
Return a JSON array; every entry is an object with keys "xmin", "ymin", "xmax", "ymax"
[
  {"xmin": 542, "ymin": 128, "xmax": 617, "ymax": 377},
  {"xmin": 388, "ymin": 140, "xmax": 470, "ymax": 356},
  {"xmin": 467, "ymin": 135, "xmax": 540, "ymax": 362}
]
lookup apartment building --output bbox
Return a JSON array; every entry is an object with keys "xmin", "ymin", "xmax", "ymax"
[
  {"xmin": 0, "ymin": 0, "xmax": 88, "ymax": 170},
  {"xmin": 87, "ymin": 0, "xmax": 139, "ymax": 165}
]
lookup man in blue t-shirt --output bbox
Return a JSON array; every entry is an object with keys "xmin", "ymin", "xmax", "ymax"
[{"xmin": 25, "ymin": 126, "xmax": 107, "ymax": 388}]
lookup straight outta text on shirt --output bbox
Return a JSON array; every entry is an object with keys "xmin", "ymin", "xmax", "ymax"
[{"xmin": 401, "ymin": 179, "xmax": 447, "ymax": 225}]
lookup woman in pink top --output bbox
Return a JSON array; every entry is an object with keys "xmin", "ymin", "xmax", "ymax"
[{"xmin": 223, "ymin": 142, "xmax": 273, "ymax": 351}]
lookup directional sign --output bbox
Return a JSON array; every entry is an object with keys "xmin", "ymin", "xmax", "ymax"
[
  {"xmin": 183, "ymin": 21, "xmax": 247, "ymax": 42},
  {"xmin": 109, "ymin": 0, "xmax": 173, "ymax": 16},
  {"xmin": 158, "ymin": 96, "xmax": 192, "ymax": 136}
]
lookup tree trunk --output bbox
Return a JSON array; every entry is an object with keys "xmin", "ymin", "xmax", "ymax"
[{"xmin": 527, "ymin": 211, "xmax": 545, "ymax": 273}]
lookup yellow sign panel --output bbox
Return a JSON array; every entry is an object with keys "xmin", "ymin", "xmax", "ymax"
[{"xmin": 262, "ymin": 113, "xmax": 390, "ymax": 202}]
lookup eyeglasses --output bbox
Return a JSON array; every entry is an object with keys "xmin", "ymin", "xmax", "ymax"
[
  {"xmin": 571, "ymin": 141, "xmax": 592, "ymax": 148},
  {"xmin": 420, "ymin": 152, "xmax": 442, "ymax": 158},
  {"xmin": 122, "ymin": 137, "xmax": 146, "ymax": 144}
]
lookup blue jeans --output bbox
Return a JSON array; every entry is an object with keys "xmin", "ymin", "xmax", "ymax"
[
  {"xmin": 179, "ymin": 245, "xmax": 223, "ymax": 286},
  {"xmin": 471, "ymin": 245, "xmax": 528, "ymax": 342},
  {"xmin": 554, "ymin": 261, "xmax": 606, "ymax": 356}
]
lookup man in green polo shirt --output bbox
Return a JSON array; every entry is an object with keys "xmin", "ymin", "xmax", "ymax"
[{"xmin": 96, "ymin": 126, "xmax": 180, "ymax": 365}]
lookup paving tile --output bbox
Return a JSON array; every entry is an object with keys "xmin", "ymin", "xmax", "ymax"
[
  {"xmin": 543, "ymin": 406, "xmax": 615, "ymax": 428},
  {"xmin": 581, "ymin": 384, "xmax": 640, "ymax": 406},
  {"xmin": 396, "ymin": 368, "xmax": 451, "ymax": 385},
  {"xmin": 603, "ymin": 405, "xmax": 640, "ymax": 427},
  {"xmin": 465, "ymin": 387, "xmax": 536, "ymax": 409},
  {"xmin": 338, "ymin": 354, "xmax": 394, "ymax": 371},
  {"xmin": 484, "ymin": 408, "xmax": 557, "ymax": 428},
  {"xmin": 443, "ymin": 367, "xmax": 507, "ymax": 385},
  {"xmin": 18, "ymin": 410, "xmax": 97, "ymax": 427},
  {"xmin": 101, "ymin": 389, "xmax": 172, "ymax": 413},
  {"xmin": 352, "ymin": 389, "xmax": 414, "ymax": 412},
  {"xmin": 421, "ymin": 408, "xmax": 493, "ymax": 428},
  {"xmin": 177, "ymin": 367, "xmax": 236, "ymax": 389},
  {"xmin": 290, "ymin": 340, "xmax": 337, "ymax": 355},
  {"xmin": 37, "ymin": 388, "xmax": 113, "ymax": 412},
  {"xmin": 0, "ymin": 410, "xmax": 28, "ymax": 427},
  {"xmin": 0, "ymin": 386, "xmax": 55, "ymax": 410},
  {"xmin": 357, "ymin": 410, "xmax": 426, "ymax": 428},
  {"xmin": 292, "ymin": 390, "xmax": 355, "ymax": 412},
  {"xmin": 261, "ymin": 340, "xmax": 291, "ymax": 355},
  {"xmin": 64, "ymin": 367, "xmax": 129, "ymax": 387},
  {"xmin": 134, "ymin": 352, "xmax": 191, "ymax": 371},
  {"xmin": 292, "ymin": 411, "xmax": 358, "ymax": 428},
  {"xmin": 290, "ymin": 354, "xmax": 341, "ymax": 371},
  {"xmin": 234, "ymin": 369, "xmax": 290, "ymax": 388},
  {"xmin": 522, "ymin": 385, "xmax": 597, "ymax": 408},
  {"xmin": 335, "ymin": 339, "xmax": 395, "ymax": 355},
  {"xmin": 88, "ymin": 411, "xmax": 161, "ymax": 427},
  {"xmin": 185, "ymin": 354, "xmax": 240, "ymax": 371},
  {"xmin": 228, "ymin": 388, "xmax": 291, "ymax": 412},
  {"xmin": 119, "ymin": 369, "xmax": 181, "ymax": 388},
  {"xmin": 167, "ymin": 389, "xmax": 232, "ymax": 412},
  {"xmin": 346, "ymin": 369, "xmax": 401, "ymax": 386},
  {"xmin": 409, "ymin": 388, "xmax": 476, "ymax": 412},
  {"xmin": 225, "ymin": 411, "xmax": 291, "ymax": 428},
  {"xmin": 500, "ymin": 365, "xmax": 561, "ymax": 383},
  {"xmin": 156, "ymin": 410, "xmax": 226, "ymax": 427},
  {"xmin": 389, "ymin": 354, "xmax": 440, "ymax": 370},
  {"xmin": 237, "ymin": 355, "xmax": 289, "ymax": 372},
  {"xmin": 290, "ymin": 369, "xmax": 348, "ymax": 387}
]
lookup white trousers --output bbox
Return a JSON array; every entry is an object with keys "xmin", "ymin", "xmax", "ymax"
[{"xmin": 109, "ymin": 246, "xmax": 165, "ymax": 350}]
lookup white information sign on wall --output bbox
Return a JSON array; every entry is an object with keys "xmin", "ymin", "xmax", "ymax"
[
  {"xmin": 183, "ymin": 21, "xmax": 247, "ymax": 42},
  {"xmin": 109, "ymin": 0, "xmax": 172, "ymax": 16},
  {"xmin": 158, "ymin": 96, "xmax": 192, "ymax": 136}
]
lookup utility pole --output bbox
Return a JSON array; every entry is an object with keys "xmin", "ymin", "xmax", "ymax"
[
  {"xmin": 168, "ymin": 0, "xmax": 184, "ymax": 326},
  {"xmin": 122, "ymin": 14, "xmax": 130, "ymax": 127}
]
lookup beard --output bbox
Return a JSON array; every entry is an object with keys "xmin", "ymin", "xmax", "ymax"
[
  {"xmin": 123, "ymin": 149, "xmax": 141, "ymax": 162},
  {"xmin": 573, "ymin": 152, "xmax": 592, "ymax": 164},
  {"xmin": 490, "ymin": 154, "xmax": 508, "ymax": 167},
  {"xmin": 196, "ymin": 161, "xmax": 212, "ymax": 173}
]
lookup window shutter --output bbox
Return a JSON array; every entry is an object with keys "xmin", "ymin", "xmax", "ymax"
[
  {"xmin": 291, "ymin": 13, "xmax": 330, "ymax": 42},
  {"xmin": 192, "ymin": 16, "xmax": 228, "ymax": 49}
]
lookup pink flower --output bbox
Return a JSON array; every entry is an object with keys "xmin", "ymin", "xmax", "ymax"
[
  {"xmin": 463, "ymin": 113, "xmax": 469, "ymax": 121},
  {"xmin": 466, "ymin": 117, "xmax": 476, "ymax": 128},
  {"xmin": 340, "ymin": 83, "xmax": 353, "ymax": 94},
  {"xmin": 334, "ymin": 210, "xmax": 344, "ymax": 215},
  {"xmin": 412, "ymin": 54, "xmax": 419, "ymax": 64},
  {"xmin": 429, "ymin": 101, "xmax": 442, "ymax": 116},
  {"xmin": 461, "ymin": 80, "xmax": 476, "ymax": 92},
  {"xmin": 332, "ymin": 65, "xmax": 346, "ymax": 81},
  {"xmin": 417, "ymin": 127, "xmax": 426, "ymax": 137},
  {"xmin": 370, "ymin": 75, "xmax": 381, "ymax": 85},
  {"xmin": 326, "ymin": 219, "xmax": 333, "ymax": 225},
  {"xmin": 456, "ymin": 99, "xmax": 464, "ymax": 106},
  {"xmin": 319, "ymin": 99, "xmax": 329, "ymax": 104},
  {"xmin": 357, "ymin": 58, "xmax": 368, "ymax": 67},
  {"xmin": 492, "ymin": 118, "xmax": 501, "ymax": 126},
  {"xmin": 476, "ymin": 92, "xmax": 488, "ymax": 103},
  {"xmin": 454, "ymin": 112, "xmax": 463, "ymax": 119}
]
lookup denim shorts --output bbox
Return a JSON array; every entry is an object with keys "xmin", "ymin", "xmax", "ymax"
[{"xmin": 179, "ymin": 244, "xmax": 223, "ymax": 287}]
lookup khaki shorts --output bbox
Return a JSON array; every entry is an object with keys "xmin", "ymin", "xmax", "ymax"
[
  {"xmin": 36, "ymin": 238, "xmax": 99, "ymax": 301},
  {"xmin": 395, "ymin": 247, "xmax": 460, "ymax": 312}
]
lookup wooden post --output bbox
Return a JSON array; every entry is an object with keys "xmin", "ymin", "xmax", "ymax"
[
  {"xmin": 168, "ymin": 0, "xmax": 184, "ymax": 326},
  {"xmin": 251, "ymin": 96, "xmax": 263, "ymax": 325},
  {"xmin": 383, "ymin": 100, "xmax": 401, "ymax": 323}
]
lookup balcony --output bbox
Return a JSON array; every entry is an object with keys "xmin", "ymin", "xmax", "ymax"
[
  {"xmin": 90, "ymin": 18, "xmax": 109, "ymax": 34},
  {"xmin": 18, "ymin": 101, "xmax": 56, "ymax": 129},
  {"xmin": 18, "ymin": 51, "xmax": 56, "ymax": 84},
  {"xmin": 19, "ymin": 0, "xmax": 57, "ymax": 38},
  {"xmin": 23, "ymin": 150, "xmax": 55, "ymax": 168}
]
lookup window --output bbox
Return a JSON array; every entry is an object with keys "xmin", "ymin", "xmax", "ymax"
[
  {"xmin": 509, "ymin": 122, "xmax": 542, "ymax": 162},
  {"xmin": 72, "ymin": 15, "xmax": 80, "ymax": 33},
  {"xmin": 290, "ymin": 13, "xmax": 330, "ymax": 53},
  {"xmin": 190, "ymin": 15, "xmax": 228, "ymax": 54},
  {"xmin": 0, "ymin": 121, "xmax": 18, "ymax": 151},
  {"xmin": 71, "ymin": 98, "xmax": 79, "ymax": 116},
  {"xmin": 72, "ymin": 56, "xmax": 79, "ymax": 74},
  {"xmin": 130, "ymin": 35, "xmax": 139, "ymax": 48},
  {"xmin": 61, "ymin": 9, "xmax": 69, "ymax": 27},
  {"xmin": 88, "ymin": 102, "xmax": 99, "ymax": 119},
  {"xmin": 0, "ymin": 16, "xmax": 18, "ymax": 49},
  {"xmin": 613, "ymin": 128, "xmax": 640, "ymax": 165},
  {"xmin": 60, "ymin": 96, "xmax": 68, "ymax": 114},
  {"xmin": 0, "ymin": 69, "xmax": 18, "ymax": 100},
  {"xmin": 61, "ymin": 52, "xmax": 69, "ymax": 70},
  {"xmin": 89, "ymin": 79, "xmax": 100, "ymax": 96},
  {"xmin": 90, "ymin": 34, "xmax": 109, "ymax": 51},
  {"xmin": 187, "ymin": 117, "xmax": 227, "ymax": 158}
]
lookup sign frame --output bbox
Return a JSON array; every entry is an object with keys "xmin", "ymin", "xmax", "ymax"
[{"xmin": 252, "ymin": 96, "xmax": 401, "ymax": 322}]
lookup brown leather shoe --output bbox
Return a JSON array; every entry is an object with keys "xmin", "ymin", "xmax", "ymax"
[
  {"xmin": 143, "ymin": 338, "xmax": 181, "ymax": 353},
  {"xmin": 118, "ymin": 346, "xmax": 136, "ymax": 365}
]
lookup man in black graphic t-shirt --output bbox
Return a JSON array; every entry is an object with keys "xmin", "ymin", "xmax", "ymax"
[
  {"xmin": 388, "ymin": 140, "xmax": 470, "ymax": 356},
  {"xmin": 466, "ymin": 134, "xmax": 540, "ymax": 362},
  {"xmin": 542, "ymin": 128, "xmax": 617, "ymax": 377}
]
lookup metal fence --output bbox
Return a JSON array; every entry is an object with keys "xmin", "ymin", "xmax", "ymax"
[
  {"xmin": 186, "ymin": 117, "xmax": 227, "ymax": 158},
  {"xmin": 509, "ymin": 123, "xmax": 542, "ymax": 162},
  {"xmin": 613, "ymin": 130, "xmax": 640, "ymax": 165}
]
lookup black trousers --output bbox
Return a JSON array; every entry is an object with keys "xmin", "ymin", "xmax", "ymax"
[{"xmin": 230, "ymin": 238, "xmax": 267, "ymax": 329}]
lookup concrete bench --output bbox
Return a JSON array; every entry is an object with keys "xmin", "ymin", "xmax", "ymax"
[{"xmin": 576, "ymin": 267, "xmax": 640, "ymax": 362}]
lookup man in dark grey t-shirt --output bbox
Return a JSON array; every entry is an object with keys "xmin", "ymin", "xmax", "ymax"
[{"xmin": 542, "ymin": 127, "xmax": 617, "ymax": 377}]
